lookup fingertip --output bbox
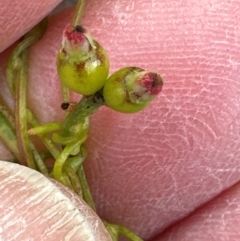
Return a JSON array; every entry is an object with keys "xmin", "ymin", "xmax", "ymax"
[{"xmin": 0, "ymin": 161, "xmax": 111, "ymax": 240}]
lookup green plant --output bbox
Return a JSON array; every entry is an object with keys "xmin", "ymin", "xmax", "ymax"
[{"xmin": 1, "ymin": 1, "xmax": 163, "ymax": 240}]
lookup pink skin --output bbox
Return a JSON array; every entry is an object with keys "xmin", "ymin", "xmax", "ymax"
[
  {"xmin": 0, "ymin": 0, "xmax": 62, "ymax": 53},
  {"xmin": 0, "ymin": 162, "xmax": 111, "ymax": 240},
  {"xmin": 0, "ymin": 0, "xmax": 240, "ymax": 240}
]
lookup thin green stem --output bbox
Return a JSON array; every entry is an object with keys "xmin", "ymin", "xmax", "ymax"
[
  {"xmin": 0, "ymin": 110, "xmax": 48, "ymax": 174},
  {"xmin": 103, "ymin": 221, "xmax": 119, "ymax": 241},
  {"xmin": 53, "ymin": 137, "xmax": 85, "ymax": 184},
  {"xmin": 0, "ymin": 97, "xmax": 48, "ymax": 172},
  {"xmin": 52, "ymin": 130, "xmax": 87, "ymax": 146},
  {"xmin": 77, "ymin": 145, "xmax": 96, "ymax": 212},
  {"xmin": 6, "ymin": 19, "xmax": 48, "ymax": 95},
  {"xmin": 0, "ymin": 98, "xmax": 19, "ymax": 159},
  {"xmin": 65, "ymin": 166, "xmax": 82, "ymax": 196},
  {"xmin": 103, "ymin": 220, "xmax": 143, "ymax": 241},
  {"xmin": 118, "ymin": 225, "xmax": 144, "ymax": 241},
  {"xmin": 61, "ymin": 172, "xmax": 73, "ymax": 189},
  {"xmin": 28, "ymin": 122, "xmax": 62, "ymax": 135},
  {"xmin": 77, "ymin": 164, "xmax": 96, "ymax": 211},
  {"xmin": 0, "ymin": 111, "xmax": 20, "ymax": 159},
  {"xmin": 64, "ymin": 155, "xmax": 85, "ymax": 172},
  {"xmin": 5, "ymin": 18, "xmax": 53, "ymax": 170},
  {"xmin": 30, "ymin": 143, "xmax": 49, "ymax": 174},
  {"xmin": 72, "ymin": 0, "xmax": 86, "ymax": 26},
  {"xmin": 62, "ymin": 150, "xmax": 86, "ymax": 197},
  {"xmin": 27, "ymin": 111, "xmax": 60, "ymax": 159},
  {"xmin": 6, "ymin": 18, "xmax": 60, "ymax": 162},
  {"xmin": 14, "ymin": 50, "xmax": 35, "ymax": 168},
  {"xmin": 0, "ymin": 97, "xmax": 15, "ymax": 125}
]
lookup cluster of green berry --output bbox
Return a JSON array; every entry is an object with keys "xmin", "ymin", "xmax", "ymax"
[
  {"xmin": 50, "ymin": 22, "xmax": 163, "ymax": 192},
  {"xmin": 57, "ymin": 24, "xmax": 163, "ymax": 113}
]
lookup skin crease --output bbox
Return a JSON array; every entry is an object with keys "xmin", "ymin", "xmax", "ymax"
[
  {"xmin": 0, "ymin": 0, "xmax": 240, "ymax": 240},
  {"xmin": 153, "ymin": 182, "xmax": 240, "ymax": 241}
]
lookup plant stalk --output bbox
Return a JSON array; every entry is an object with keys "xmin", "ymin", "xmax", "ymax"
[{"xmin": 72, "ymin": 0, "xmax": 86, "ymax": 26}]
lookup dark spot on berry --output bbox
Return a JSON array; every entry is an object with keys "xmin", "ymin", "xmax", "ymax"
[
  {"xmin": 61, "ymin": 102, "xmax": 70, "ymax": 110},
  {"xmin": 75, "ymin": 25, "xmax": 85, "ymax": 33},
  {"xmin": 61, "ymin": 48, "xmax": 67, "ymax": 54},
  {"xmin": 151, "ymin": 73, "xmax": 163, "ymax": 88},
  {"xmin": 151, "ymin": 74, "xmax": 159, "ymax": 88}
]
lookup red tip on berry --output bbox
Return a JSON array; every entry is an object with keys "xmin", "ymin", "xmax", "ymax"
[
  {"xmin": 140, "ymin": 72, "xmax": 163, "ymax": 95},
  {"xmin": 63, "ymin": 25, "xmax": 86, "ymax": 45},
  {"xmin": 61, "ymin": 24, "xmax": 95, "ymax": 61}
]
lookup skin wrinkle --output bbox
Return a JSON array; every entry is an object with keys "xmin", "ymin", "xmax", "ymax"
[{"xmin": 153, "ymin": 183, "xmax": 240, "ymax": 241}]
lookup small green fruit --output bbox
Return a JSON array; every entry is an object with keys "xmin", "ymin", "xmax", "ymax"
[
  {"xmin": 57, "ymin": 25, "xmax": 109, "ymax": 96},
  {"xmin": 103, "ymin": 67, "xmax": 163, "ymax": 113}
]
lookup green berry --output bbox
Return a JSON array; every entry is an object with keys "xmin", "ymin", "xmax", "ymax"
[
  {"xmin": 56, "ymin": 25, "xmax": 109, "ymax": 96},
  {"xmin": 103, "ymin": 67, "xmax": 163, "ymax": 113}
]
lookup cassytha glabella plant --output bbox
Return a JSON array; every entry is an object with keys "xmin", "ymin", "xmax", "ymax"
[{"xmin": 1, "ymin": 1, "xmax": 163, "ymax": 240}]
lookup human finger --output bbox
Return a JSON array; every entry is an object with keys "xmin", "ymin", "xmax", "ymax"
[
  {"xmin": 0, "ymin": 160, "xmax": 111, "ymax": 240},
  {"xmin": 0, "ymin": 0, "xmax": 239, "ymax": 239}
]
